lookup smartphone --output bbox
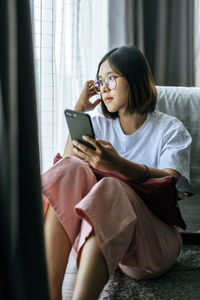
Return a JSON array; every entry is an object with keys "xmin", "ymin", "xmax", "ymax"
[{"xmin": 64, "ymin": 109, "xmax": 96, "ymax": 150}]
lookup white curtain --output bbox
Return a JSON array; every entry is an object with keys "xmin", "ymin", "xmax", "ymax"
[{"xmin": 30, "ymin": 0, "xmax": 109, "ymax": 172}]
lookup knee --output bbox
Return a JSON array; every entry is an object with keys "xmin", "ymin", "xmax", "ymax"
[
  {"xmin": 61, "ymin": 157, "xmax": 96, "ymax": 184},
  {"xmin": 98, "ymin": 177, "xmax": 125, "ymax": 191},
  {"xmin": 93, "ymin": 177, "xmax": 138, "ymax": 208},
  {"xmin": 93, "ymin": 177, "xmax": 126, "ymax": 204},
  {"xmin": 63, "ymin": 156, "xmax": 86, "ymax": 168},
  {"xmin": 61, "ymin": 157, "xmax": 89, "ymax": 174}
]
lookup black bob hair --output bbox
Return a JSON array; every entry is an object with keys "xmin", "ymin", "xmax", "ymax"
[{"xmin": 96, "ymin": 45, "xmax": 157, "ymax": 119}]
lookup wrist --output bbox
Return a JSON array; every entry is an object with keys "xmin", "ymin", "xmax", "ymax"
[
  {"xmin": 74, "ymin": 103, "xmax": 85, "ymax": 111},
  {"xmin": 114, "ymin": 156, "xmax": 128, "ymax": 177},
  {"xmin": 131, "ymin": 165, "xmax": 150, "ymax": 183},
  {"xmin": 116, "ymin": 157, "xmax": 150, "ymax": 182}
]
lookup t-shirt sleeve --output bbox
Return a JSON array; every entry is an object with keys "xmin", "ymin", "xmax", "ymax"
[{"xmin": 158, "ymin": 120, "xmax": 192, "ymax": 184}]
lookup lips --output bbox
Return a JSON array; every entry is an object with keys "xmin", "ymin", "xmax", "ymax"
[{"xmin": 104, "ymin": 97, "xmax": 113, "ymax": 102}]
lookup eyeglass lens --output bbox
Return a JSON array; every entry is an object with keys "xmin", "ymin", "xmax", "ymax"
[{"xmin": 93, "ymin": 76, "xmax": 116, "ymax": 93}]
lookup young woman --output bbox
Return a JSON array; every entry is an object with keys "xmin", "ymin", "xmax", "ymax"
[{"xmin": 42, "ymin": 45, "xmax": 191, "ymax": 300}]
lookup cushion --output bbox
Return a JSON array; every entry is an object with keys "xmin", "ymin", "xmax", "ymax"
[{"xmin": 89, "ymin": 165, "xmax": 186, "ymax": 230}]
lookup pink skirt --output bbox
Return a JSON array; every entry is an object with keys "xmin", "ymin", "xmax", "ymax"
[{"xmin": 42, "ymin": 156, "xmax": 182, "ymax": 280}]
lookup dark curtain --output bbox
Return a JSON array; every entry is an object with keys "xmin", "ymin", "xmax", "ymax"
[
  {"xmin": 108, "ymin": 0, "xmax": 134, "ymax": 49},
  {"xmin": 0, "ymin": 1, "xmax": 49, "ymax": 299},
  {"xmin": 132, "ymin": 0, "xmax": 195, "ymax": 86}
]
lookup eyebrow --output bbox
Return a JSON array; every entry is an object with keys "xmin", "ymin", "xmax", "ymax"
[{"xmin": 98, "ymin": 71, "xmax": 118, "ymax": 79}]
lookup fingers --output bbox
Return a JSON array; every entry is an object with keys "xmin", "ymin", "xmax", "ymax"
[
  {"xmin": 86, "ymin": 80, "xmax": 95, "ymax": 91},
  {"xmin": 96, "ymin": 139, "xmax": 111, "ymax": 146},
  {"xmin": 82, "ymin": 136, "xmax": 101, "ymax": 150},
  {"xmin": 72, "ymin": 146, "xmax": 87, "ymax": 159},
  {"xmin": 82, "ymin": 137, "xmax": 112, "ymax": 151},
  {"xmin": 72, "ymin": 137, "xmax": 117, "ymax": 172},
  {"xmin": 93, "ymin": 98, "xmax": 102, "ymax": 108},
  {"xmin": 76, "ymin": 80, "xmax": 100, "ymax": 112},
  {"xmin": 88, "ymin": 89, "xmax": 96, "ymax": 98},
  {"xmin": 85, "ymin": 80, "xmax": 95, "ymax": 86},
  {"xmin": 72, "ymin": 140, "xmax": 95, "ymax": 157},
  {"xmin": 83, "ymin": 80, "xmax": 94, "ymax": 95},
  {"xmin": 84, "ymin": 80, "xmax": 101, "ymax": 103}
]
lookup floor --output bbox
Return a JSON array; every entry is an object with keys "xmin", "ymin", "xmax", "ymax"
[
  {"xmin": 62, "ymin": 257, "xmax": 77, "ymax": 300},
  {"xmin": 62, "ymin": 194, "xmax": 200, "ymax": 299}
]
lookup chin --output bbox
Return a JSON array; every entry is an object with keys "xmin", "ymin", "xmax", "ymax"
[
  {"xmin": 105, "ymin": 105, "xmax": 118, "ymax": 113},
  {"xmin": 107, "ymin": 107, "xmax": 117, "ymax": 112}
]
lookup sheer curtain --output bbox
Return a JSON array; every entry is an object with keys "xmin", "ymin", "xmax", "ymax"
[{"xmin": 30, "ymin": 0, "xmax": 108, "ymax": 172}]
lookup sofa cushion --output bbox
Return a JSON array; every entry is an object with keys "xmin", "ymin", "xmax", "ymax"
[
  {"xmin": 156, "ymin": 86, "xmax": 200, "ymax": 194},
  {"xmin": 179, "ymin": 194, "xmax": 200, "ymax": 233}
]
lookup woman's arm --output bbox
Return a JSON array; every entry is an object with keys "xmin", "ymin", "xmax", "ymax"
[
  {"xmin": 72, "ymin": 136, "xmax": 180, "ymax": 181},
  {"xmin": 116, "ymin": 156, "xmax": 180, "ymax": 181},
  {"xmin": 63, "ymin": 135, "xmax": 76, "ymax": 157},
  {"xmin": 63, "ymin": 80, "xmax": 101, "ymax": 158}
]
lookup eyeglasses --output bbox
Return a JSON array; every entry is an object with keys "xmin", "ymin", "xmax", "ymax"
[{"xmin": 93, "ymin": 75, "xmax": 123, "ymax": 93}]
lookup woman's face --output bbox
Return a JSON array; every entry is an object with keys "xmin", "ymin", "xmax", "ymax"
[{"xmin": 98, "ymin": 60, "xmax": 129, "ymax": 115}]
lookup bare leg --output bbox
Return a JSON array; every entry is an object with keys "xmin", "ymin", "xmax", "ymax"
[
  {"xmin": 44, "ymin": 205, "xmax": 71, "ymax": 300},
  {"xmin": 72, "ymin": 235, "xmax": 108, "ymax": 300}
]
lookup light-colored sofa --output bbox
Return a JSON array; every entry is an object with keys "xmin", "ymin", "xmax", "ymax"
[
  {"xmin": 62, "ymin": 86, "xmax": 200, "ymax": 299},
  {"xmin": 156, "ymin": 86, "xmax": 200, "ymax": 236},
  {"xmin": 157, "ymin": 86, "xmax": 200, "ymax": 195}
]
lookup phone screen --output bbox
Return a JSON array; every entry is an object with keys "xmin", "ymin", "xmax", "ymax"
[{"xmin": 64, "ymin": 109, "xmax": 96, "ymax": 150}]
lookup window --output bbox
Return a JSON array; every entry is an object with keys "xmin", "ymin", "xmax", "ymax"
[{"xmin": 30, "ymin": 0, "xmax": 108, "ymax": 171}]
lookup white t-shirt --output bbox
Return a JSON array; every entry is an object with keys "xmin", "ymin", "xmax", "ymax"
[{"xmin": 91, "ymin": 110, "xmax": 192, "ymax": 190}]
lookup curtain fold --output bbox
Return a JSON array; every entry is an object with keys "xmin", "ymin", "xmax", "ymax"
[
  {"xmin": 108, "ymin": 0, "xmax": 134, "ymax": 49},
  {"xmin": 194, "ymin": 0, "xmax": 200, "ymax": 86},
  {"xmin": 132, "ymin": 0, "xmax": 195, "ymax": 86},
  {"xmin": 0, "ymin": 0, "xmax": 49, "ymax": 299}
]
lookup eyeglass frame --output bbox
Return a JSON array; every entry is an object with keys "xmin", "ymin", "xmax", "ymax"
[{"xmin": 93, "ymin": 74, "xmax": 124, "ymax": 94}]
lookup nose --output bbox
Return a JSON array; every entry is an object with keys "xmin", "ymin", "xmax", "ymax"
[{"xmin": 101, "ymin": 80, "xmax": 110, "ymax": 93}]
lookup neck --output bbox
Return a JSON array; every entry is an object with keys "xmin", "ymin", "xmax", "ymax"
[{"xmin": 119, "ymin": 112, "xmax": 147, "ymax": 135}]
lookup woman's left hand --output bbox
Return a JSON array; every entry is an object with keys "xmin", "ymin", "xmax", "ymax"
[{"xmin": 72, "ymin": 136, "xmax": 121, "ymax": 173}]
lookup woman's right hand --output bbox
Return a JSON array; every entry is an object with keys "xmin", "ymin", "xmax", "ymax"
[{"xmin": 74, "ymin": 80, "xmax": 101, "ymax": 112}]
